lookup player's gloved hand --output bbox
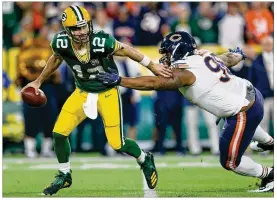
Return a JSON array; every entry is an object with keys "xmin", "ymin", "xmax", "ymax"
[
  {"xmin": 96, "ymin": 68, "xmax": 122, "ymax": 86},
  {"xmin": 228, "ymin": 47, "xmax": 247, "ymax": 60}
]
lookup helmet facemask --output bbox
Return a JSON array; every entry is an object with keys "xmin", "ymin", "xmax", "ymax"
[
  {"xmin": 159, "ymin": 46, "xmax": 172, "ymax": 66},
  {"xmin": 66, "ymin": 20, "xmax": 93, "ymax": 44},
  {"xmin": 159, "ymin": 42, "xmax": 192, "ymax": 69}
]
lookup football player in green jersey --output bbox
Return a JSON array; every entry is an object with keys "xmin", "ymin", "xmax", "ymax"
[{"xmin": 22, "ymin": 5, "xmax": 170, "ymax": 195}]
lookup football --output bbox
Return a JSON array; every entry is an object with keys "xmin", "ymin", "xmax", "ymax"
[{"xmin": 21, "ymin": 87, "xmax": 47, "ymax": 107}]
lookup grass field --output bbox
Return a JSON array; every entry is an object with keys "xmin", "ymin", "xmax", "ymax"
[{"xmin": 3, "ymin": 153, "xmax": 274, "ymax": 198}]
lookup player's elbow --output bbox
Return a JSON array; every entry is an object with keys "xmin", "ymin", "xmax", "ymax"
[
  {"xmin": 51, "ymin": 55, "xmax": 63, "ymax": 67},
  {"xmin": 118, "ymin": 43, "xmax": 131, "ymax": 56}
]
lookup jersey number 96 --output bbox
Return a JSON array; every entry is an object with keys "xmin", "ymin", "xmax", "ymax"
[{"xmin": 204, "ymin": 54, "xmax": 233, "ymax": 83}]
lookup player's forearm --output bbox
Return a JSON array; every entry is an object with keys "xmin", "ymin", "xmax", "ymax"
[
  {"xmin": 120, "ymin": 76, "xmax": 181, "ymax": 91},
  {"xmin": 217, "ymin": 52, "xmax": 243, "ymax": 67},
  {"xmin": 114, "ymin": 43, "xmax": 154, "ymax": 69},
  {"xmin": 36, "ymin": 55, "xmax": 63, "ymax": 84}
]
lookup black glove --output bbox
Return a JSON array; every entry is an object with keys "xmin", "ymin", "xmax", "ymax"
[
  {"xmin": 96, "ymin": 67, "xmax": 122, "ymax": 86},
  {"xmin": 228, "ymin": 47, "xmax": 247, "ymax": 60}
]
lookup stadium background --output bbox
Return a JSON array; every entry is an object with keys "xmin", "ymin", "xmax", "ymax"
[{"xmin": 2, "ymin": 2, "xmax": 274, "ymax": 155}]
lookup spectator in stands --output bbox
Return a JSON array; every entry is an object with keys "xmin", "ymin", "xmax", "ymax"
[
  {"xmin": 170, "ymin": 3, "xmax": 191, "ymax": 33},
  {"xmin": 113, "ymin": 6, "xmax": 136, "ymax": 44},
  {"xmin": 47, "ymin": 18, "xmax": 62, "ymax": 41},
  {"xmin": 93, "ymin": 9, "xmax": 114, "ymax": 35},
  {"xmin": 135, "ymin": 2, "xmax": 169, "ymax": 45},
  {"xmin": 237, "ymin": 2, "xmax": 249, "ymax": 15},
  {"xmin": 44, "ymin": 2, "xmax": 59, "ymax": 21},
  {"xmin": 153, "ymin": 90, "xmax": 185, "ymax": 155},
  {"xmin": 244, "ymin": 2, "xmax": 273, "ymax": 44},
  {"xmin": 184, "ymin": 99, "xmax": 219, "ymax": 156},
  {"xmin": 17, "ymin": 29, "xmax": 61, "ymax": 158},
  {"xmin": 105, "ymin": 2, "xmax": 120, "ymax": 20},
  {"xmin": 3, "ymin": 2, "xmax": 25, "ymax": 49},
  {"xmin": 125, "ymin": 2, "xmax": 141, "ymax": 19},
  {"xmin": 218, "ymin": 2, "xmax": 245, "ymax": 48},
  {"xmin": 189, "ymin": 2, "xmax": 218, "ymax": 44},
  {"xmin": 83, "ymin": 3, "xmax": 98, "ymax": 20},
  {"xmin": 32, "ymin": 2, "xmax": 44, "ymax": 36},
  {"xmin": 251, "ymin": 36, "xmax": 274, "ymax": 134},
  {"xmin": 12, "ymin": 14, "xmax": 34, "ymax": 47}
]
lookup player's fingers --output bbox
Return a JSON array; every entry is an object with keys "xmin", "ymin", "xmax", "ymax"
[
  {"xmin": 162, "ymin": 66, "xmax": 172, "ymax": 71},
  {"xmin": 160, "ymin": 66, "xmax": 171, "ymax": 71},
  {"xmin": 20, "ymin": 87, "xmax": 26, "ymax": 93},
  {"xmin": 97, "ymin": 72, "xmax": 105, "ymax": 77},
  {"xmin": 109, "ymin": 68, "xmax": 117, "ymax": 73},
  {"xmin": 97, "ymin": 73, "xmax": 105, "ymax": 77},
  {"xmin": 96, "ymin": 74, "xmax": 104, "ymax": 80},
  {"xmin": 107, "ymin": 67, "xmax": 117, "ymax": 74},
  {"xmin": 161, "ymin": 68, "xmax": 173, "ymax": 77},
  {"xmin": 33, "ymin": 88, "xmax": 39, "ymax": 95},
  {"xmin": 35, "ymin": 88, "xmax": 40, "ymax": 95},
  {"xmin": 160, "ymin": 71, "xmax": 171, "ymax": 78}
]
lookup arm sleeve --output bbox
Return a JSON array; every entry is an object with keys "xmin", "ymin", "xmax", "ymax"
[
  {"xmin": 50, "ymin": 35, "xmax": 62, "ymax": 57},
  {"xmin": 103, "ymin": 33, "xmax": 121, "ymax": 55}
]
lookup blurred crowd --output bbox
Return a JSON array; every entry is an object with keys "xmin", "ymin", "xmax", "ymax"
[
  {"xmin": 3, "ymin": 2, "xmax": 274, "ymax": 157},
  {"xmin": 3, "ymin": 2, "xmax": 274, "ymax": 49}
]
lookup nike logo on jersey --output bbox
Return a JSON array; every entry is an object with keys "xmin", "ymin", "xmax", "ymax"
[{"xmin": 105, "ymin": 94, "xmax": 112, "ymax": 98}]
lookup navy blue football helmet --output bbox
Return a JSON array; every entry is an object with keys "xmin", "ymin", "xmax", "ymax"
[{"xmin": 159, "ymin": 31, "xmax": 197, "ymax": 66}]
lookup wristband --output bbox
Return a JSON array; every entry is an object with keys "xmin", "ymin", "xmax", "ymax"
[{"xmin": 139, "ymin": 56, "xmax": 151, "ymax": 67}]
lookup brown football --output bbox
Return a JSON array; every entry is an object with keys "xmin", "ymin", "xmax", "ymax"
[{"xmin": 21, "ymin": 87, "xmax": 47, "ymax": 107}]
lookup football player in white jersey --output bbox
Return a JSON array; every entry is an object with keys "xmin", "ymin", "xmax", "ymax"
[{"xmin": 96, "ymin": 31, "xmax": 274, "ymax": 193}]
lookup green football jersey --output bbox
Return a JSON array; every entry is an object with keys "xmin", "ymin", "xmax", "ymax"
[{"xmin": 51, "ymin": 30, "xmax": 120, "ymax": 93}]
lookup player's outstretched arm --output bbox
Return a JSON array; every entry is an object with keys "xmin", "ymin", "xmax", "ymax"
[
  {"xmin": 121, "ymin": 76, "xmax": 181, "ymax": 90},
  {"xmin": 113, "ymin": 42, "xmax": 172, "ymax": 78},
  {"xmin": 96, "ymin": 68, "xmax": 195, "ymax": 91},
  {"xmin": 217, "ymin": 47, "xmax": 246, "ymax": 67},
  {"xmin": 217, "ymin": 52, "xmax": 243, "ymax": 67},
  {"xmin": 21, "ymin": 54, "xmax": 63, "ymax": 94}
]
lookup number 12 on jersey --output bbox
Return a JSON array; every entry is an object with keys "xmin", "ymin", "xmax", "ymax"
[{"xmin": 93, "ymin": 37, "xmax": 106, "ymax": 53}]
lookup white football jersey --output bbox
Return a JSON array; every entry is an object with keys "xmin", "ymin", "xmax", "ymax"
[{"xmin": 178, "ymin": 53, "xmax": 250, "ymax": 118}]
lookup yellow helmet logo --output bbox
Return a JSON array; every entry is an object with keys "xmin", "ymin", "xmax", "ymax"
[{"xmin": 61, "ymin": 12, "xmax": 67, "ymax": 22}]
